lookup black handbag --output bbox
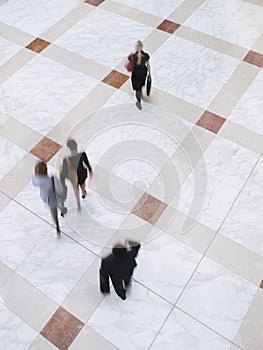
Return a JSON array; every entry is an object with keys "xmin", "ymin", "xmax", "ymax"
[
  {"xmin": 99, "ymin": 268, "xmax": 110, "ymax": 294},
  {"xmin": 146, "ymin": 75, "xmax": 152, "ymax": 96}
]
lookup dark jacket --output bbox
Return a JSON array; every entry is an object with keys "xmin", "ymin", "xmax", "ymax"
[{"xmin": 100, "ymin": 241, "xmax": 141, "ymax": 300}]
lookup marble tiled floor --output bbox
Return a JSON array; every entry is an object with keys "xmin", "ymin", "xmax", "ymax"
[{"xmin": 0, "ymin": 0, "xmax": 262, "ymax": 349}]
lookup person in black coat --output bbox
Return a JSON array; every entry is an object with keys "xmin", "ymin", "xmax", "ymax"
[
  {"xmin": 60, "ymin": 139, "xmax": 93, "ymax": 210},
  {"xmin": 100, "ymin": 240, "xmax": 141, "ymax": 300},
  {"xmin": 130, "ymin": 40, "xmax": 151, "ymax": 110}
]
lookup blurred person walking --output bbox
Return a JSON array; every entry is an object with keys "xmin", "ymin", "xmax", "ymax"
[
  {"xmin": 127, "ymin": 40, "xmax": 151, "ymax": 110},
  {"xmin": 100, "ymin": 240, "xmax": 141, "ymax": 300},
  {"xmin": 32, "ymin": 161, "xmax": 65, "ymax": 237},
  {"xmin": 60, "ymin": 139, "xmax": 93, "ymax": 210}
]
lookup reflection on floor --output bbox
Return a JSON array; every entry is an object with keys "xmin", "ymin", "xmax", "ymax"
[{"xmin": 0, "ymin": 0, "xmax": 263, "ymax": 349}]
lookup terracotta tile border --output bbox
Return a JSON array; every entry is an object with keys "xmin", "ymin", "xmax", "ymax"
[
  {"xmin": 102, "ymin": 70, "xmax": 129, "ymax": 89},
  {"xmin": 243, "ymin": 50, "xmax": 263, "ymax": 68},
  {"xmin": 26, "ymin": 37, "xmax": 51, "ymax": 54},
  {"xmin": 84, "ymin": 0, "xmax": 105, "ymax": 6},
  {"xmin": 196, "ymin": 111, "xmax": 226, "ymax": 134},
  {"xmin": 30, "ymin": 137, "xmax": 61, "ymax": 162},
  {"xmin": 157, "ymin": 19, "xmax": 180, "ymax": 34},
  {"xmin": 132, "ymin": 193, "xmax": 167, "ymax": 225}
]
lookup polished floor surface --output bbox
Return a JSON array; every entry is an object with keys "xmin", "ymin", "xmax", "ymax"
[{"xmin": 0, "ymin": 0, "xmax": 263, "ymax": 349}]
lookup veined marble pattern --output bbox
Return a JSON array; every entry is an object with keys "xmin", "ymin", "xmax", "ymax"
[
  {"xmin": 184, "ymin": 0, "xmax": 263, "ymax": 48},
  {"xmin": 16, "ymin": 234, "xmax": 96, "ymax": 304},
  {"xmin": 0, "ymin": 0, "xmax": 80, "ymax": 37},
  {"xmin": 55, "ymin": 8, "xmax": 153, "ymax": 69},
  {"xmin": 0, "ymin": 136, "xmax": 27, "ymax": 180},
  {"xmin": 198, "ymin": 135, "xmax": 259, "ymax": 191},
  {"xmin": 243, "ymin": 156, "xmax": 263, "ymax": 198},
  {"xmin": 229, "ymin": 69, "xmax": 263, "ymax": 135},
  {"xmin": 0, "ymin": 303, "xmax": 37, "ymax": 350},
  {"xmin": 113, "ymin": 0, "xmax": 184, "ymax": 18},
  {"xmin": 0, "ymin": 55, "xmax": 98, "ymax": 135},
  {"xmin": 134, "ymin": 233, "xmax": 202, "ymax": 303},
  {"xmin": 177, "ymin": 257, "xmax": 258, "ymax": 340},
  {"xmin": 88, "ymin": 281, "xmax": 172, "ymax": 350},
  {"xmin": 0, "ymin": 200, "xmax": 48, "ymax": 269},
  {"xmin": 218, "ymin": 192, "xmax": 263, "ymax": 256},
  {"xmin": 170, "ymin": 165, "xmax": 239, "ymax": 231},
  {"xmin": 152, "ymin": 36, "xmax": 240, "ymax": 109},
  {"xmin": 0, "ymin": 37, "xmax": 22, "ymax": 66},
  {"xmin": 150, "ymin": 308, "xmax": 239, "ymax": 350}
]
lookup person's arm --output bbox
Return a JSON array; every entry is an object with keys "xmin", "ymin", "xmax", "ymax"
[
  {"xmin": 146, "ymin": 60, "xmax": 151, "ymax": 77},
  {"xmin": 59, "ymin": 159, "xmax": 68, "ymax": 186},
  {"xmin": 82, "ymin": 152, "xmax": 93, "ymax": 175},
  {"xmin": 32, "ymin": 174, "xmax": 38, "ymax": 187},
  {"xmin": 126, "ymin": 240, "xmax": 141, "ymax": 258}
]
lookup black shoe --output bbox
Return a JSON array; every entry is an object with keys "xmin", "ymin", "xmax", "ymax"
[
  {"xmin": 82, "ymin": 190, "xmax": 87, "ymax": 199},
  {"xmin": 136, "ymin": 101, "xmax": 142, "ymax": 110},
  {"xmin": 60, "ymin": 207, "xmax": 67, "ymax": 217}
]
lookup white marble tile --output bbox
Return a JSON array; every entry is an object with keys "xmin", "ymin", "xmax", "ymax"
[
  {"xmin": 152, "ymin": 36, "xmax": 240, "ymax": 109},
  {"xmin": 134, "ymin": 233, "xmax": 202, "ymax": 303},
  {"xmin": 0, "ymin": 0, "xmax": 80, "ymax": 36},
  {"xmin": 200, "ymin": 136, "xmax": 259, "ymax": 191},
  {"xmin": 113, "ymin": 0, "xmax": 184, "ymax": 18},
  {"xmin": 0, "ymin": 136, "xmax": 26, "ymax": 180},
  {"xmin": 88, "ymin": 281, "xmax": 172, "ymax": 350},
  {"xmin": 55, "ymin": 8, "xmax": 153, "ymax": 69},
  {"xmin": 0, "ymin": 303, "xmax": 37, "ymax": 350},
  {"xmin": 16, "ymin": 234, "xmax": 96, "ymax": 304},
  {"xmin": 177, "ymin": 257, "xmax": 258, "ymax": 340},
  {"xmin": 219, "ymin": 192, "xmax": 263, "ymax": 256},
  {"xmin": 184, "ymin": 0, "xmax": 263, "ymax": 48},
  {"xmin": 229, "ymin": 69, "xmax": 263, "ymax": 135},
  {"xmin": 0, "ymin": 55, "xmax": 98, "ymax": 135},
  {"xmin": 243, "ymin": 156, "xmax": 263, "ymax": 198},
  {"xmin": 170, "ymin": 164, "xmax": 239, "ymax": 231},
  {"xmin": 0, "ymin": 200, "xmax": 49, "ymax": 269},
  {"xmin": 0, "ymin": 37, "xmax": 22, "ymax": 65},
  {"xmin": 150, "ymin": 308, "xmax": 238, "ymax": 350}
]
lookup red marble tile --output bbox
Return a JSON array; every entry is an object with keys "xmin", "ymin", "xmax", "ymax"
[
  {"xmin": 30, "ymin": 137, "xmax": 61, "ymax": 162},
  {"xmin": 196, "ymin": 111, "xmax": 226, "ymax": 134},
  {"xmin": 84, "ymin": 0, "xmax": 105, "ymax": 6},
  {"xmin": 157, "ymin": 20, "xmax": 180, "ymax": 34},
  {"xmin": 102, "ymin": 70, "xmax": 129, "ymax": 89},
  {"xmin": 243, "ymin": 50, "xmax": 263, "ymax": 68},
  {"xmin": 132, "ymin": 193, "xmax": 167, "ymax": 225},
  {"xmin": 260, "ymin": 280, "xmax": 263, "ymax": 289},
  {"xmin": 41, "ymin": 307, "xmax": 84, "ymax": 350},
  {"xmin": 26, "ymin": 37, "xmax": 51, "ymax": 54}
]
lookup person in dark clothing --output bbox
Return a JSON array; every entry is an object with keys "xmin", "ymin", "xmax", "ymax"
[
  {"xmin": 130, "ymin": 40, "xmax": 151, "ymax": 110},
  {"xmin": 100, "ymin": 240, "xmax": 141, "ymax": 300},
  {"xmin": 60, "ymin": 139, "xmax": 93, "ymax": 210}
]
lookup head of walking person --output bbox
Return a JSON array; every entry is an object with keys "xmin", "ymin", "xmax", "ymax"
[
  {"xmin": 66, "ymin": 139, "xmax": 78, "ymax": 154},
  {"xmin": 35, "ymin": 161, "xmax": 47, "ymax": 175},
  {"xmin": 135, "ymin": 40, "xmax": 143, "ymax": 65}
]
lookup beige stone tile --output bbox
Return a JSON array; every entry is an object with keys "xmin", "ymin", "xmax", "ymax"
[
  {"xmin": 176, "ymin": 26, "xmax": 247, "ymax": 59},
  {"xmin": 62, "ymin": 257, "xmax": 104, "ymax": 323},
  {"xmin": 0, "ymin": 271, "xmax": 58, "ymax": 332},
  {"xmin": 168, "ymin": 0, "xmax": 206, "ymax": 23},
  {"xmin": 244, "ymin": 0, "xmax": 263, "ymax": 6},
  {"xmin": 156, "ymin": 207, "xmax": 216, "ymax": 254},
  {"xmin": 251, "ymin": 34, "xmax": 263, "ymax": 54},
  {"xmin": 208, "ymin": 62, "xmax": 259, "ymax": 118},
  {"xmin": 70, "ymin": 326, "xmax": 118, "ymax": 350},
  {"xmin": 101, "ymin": 0, "xmax": 161, "ymax": 26},
  {"xmin": 0, "ymin": 153, "xmax": 36, "ymax": 198},
  {"xmin": 0, "ymin": 191, "xmax": 12, "ymax": 212},
  {"xmin": 28, "ymin": 335, "xmax": 57, "ymax": 350},
  {"xmin": 47, "ymin": 83, "xmax": 115, "ymax": 144},
  {"xmin": 0, "ymin": 261, "xmax": 13, "ymax": 288},
  {"xmin": 143, "ymin": 28, "xmax": 170, "ymax": 54},
  {"xmin": 219, "ymin": 120, "xmax": 263, "ymax": 154},
  {"xmin": 206, "ymin": 234, "xmax": 263, "ymax": 286},
  {"xmin": 41, "ymin": 4, "xmax": 94, "ymax": 42},
  {"xmin": 233, "ymin": 289, "xmax": 263, "ymax": 350},
  {"xmin": 0, "ymin": 119, "xmax": 42, "ymax": 152},
  {"xmin": 0, "ymin": 22, "xmax": 34, "ymax": 46},
  {"xmin": 0, "ymin": 49, "xmax": 36, "ymax": 83},
  {"xmin": 41, "ymin": 44, "xmax": 110, "ymax": 80},
  {"xmin": 148, "ymin": 88, "xmax": 204, "ymax": 124}
]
